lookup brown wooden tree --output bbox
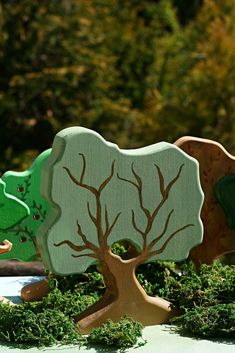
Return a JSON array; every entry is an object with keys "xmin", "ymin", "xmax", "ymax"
[{"xmin": 175, "ymin": 136, "xmax": 235, "ymax": 267}]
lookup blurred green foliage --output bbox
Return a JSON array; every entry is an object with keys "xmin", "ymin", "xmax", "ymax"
[{"xmin": 0, "ymin": 0, "xmax": 235, "ymax": 172}]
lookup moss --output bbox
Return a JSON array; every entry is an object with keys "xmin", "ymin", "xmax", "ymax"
[
  {"xmin": 167, "ymin": 262, "xmax": 235, "ymax": 310},
  {"xmin": 0, "ymin": 261, "xmax": 234, "ymax": 346},
  {"xmin": 172, "ymin": 304, "xmax": 235, "ymax": 337},
  {"xmin": 87, "ymin": 317, "xmax": 145, "ymax": 349},
  {"xmin": 0, "ymin": 303, "xmax": 84, "ymax": 346}
]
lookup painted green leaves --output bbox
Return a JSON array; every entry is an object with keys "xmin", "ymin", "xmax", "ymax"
[
  {"xmin": 38, "ymin": 127, "xmax": 204, "ymax": 275},
  {"xmin": 0, "ymin": 149, "xmax": 51, "ymax": 261},
  {"xmin": 0, "ymin": 179, "xmax": 29, "ymax": 230}
]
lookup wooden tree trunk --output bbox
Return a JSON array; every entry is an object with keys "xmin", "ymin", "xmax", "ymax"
[{"xmin": 75, "ymin": 249, "xmax": 177, "ymax": 333}]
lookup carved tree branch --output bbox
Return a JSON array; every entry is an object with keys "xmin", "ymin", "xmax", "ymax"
[
  {"xmin": 104, "ymin": 211, "xmax": 122, "ymax": 240},
  {"xmin": 0, "ymin": 224, "xmax": 37, "ymax": 250},
  {"xmin": 155, "ymin": 165, "xmax": 165, "ymax": 198},
  {"xmin": 149, "ymin": 223, "xmax": 194, "ymax": 258},
  {"xmin": 131, "ymin": 163, "xmax": 151, "ymax": 219},
  {"xmin": 63, "ymin": 153, "xmax": 98, "ymax": 195},
  {"xmin": 0, "ymin": 226, "xmax": 23, "ymax": 234},
  {"xmin": 94, "ymin": 161, "xmax": 117, "ymax": 248},
  {"xmin": 98, "ymin": 160, "xmax": 115, "ymax": 193},
  {"xmin": 164, "ymin": 164, "xmax": 184, "ymax": 197},
  {"xmin": 53, "ymin": 220, "xmax": 99, "ymax": 258},
  {"xmin": 32, "ymin": 200, "xmax": 46, "ymax": 220},
  {"xmin": 72, "ymin": 253, "xmax": 98, "ymax": 259},
  {"xmin": 79, "ymin": 153, "xmax": 86, "ymax": 184},
  {"xmin": 87, "ymin": 202, "xmax": 97, "ymax": 227},
  {"xmin": 117, "ymin": 163, "xmax": 150, "ymax": 219},
  {"xmin": 63, "ymin": 154, "xmax": 120, "ymax": 252},
  {"xmin": 76, "ymin": 221, "xmax": 99, "ymax": 253},
  {"xmin": 155, "ymin": 163, "xmax": 184, "ymax": 199},
  {"xmin": 54, "ymin": 240, "xmax": 88, "ymax": 252},
  {"xmin": 131, "ymin": 209, "xmax": 145, "ymax": 237},
  {"xmin": 147, "ymin": 209, "xmax": 174, "ymax": 250},
  {"xmin": 118, "ymin": 162, "xmax": 192, "ymax": 263},
  {"xmin": 104, "ymin": 205, "xmax": 109, "ymax": 234},
  {"xmin": 117, "ymin": 164, "xmax": 152, "ymax": 248},
  {"xmin": 151, "ymin": 164, "xmax": 184, "ymax": 220},
  {"xmin": 63, "ymin": 166, "xmax": 98, "ymax": 196}
]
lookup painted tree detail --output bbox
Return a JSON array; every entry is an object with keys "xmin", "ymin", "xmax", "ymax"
[
  {"xmin": 0, "ymin": 179, "xmax": 29, "ymax": 230},
  {"xmin": 38, "ymin": 127, "xmax": 203, "ymax": 332},
  {"xmin": 0, "ymin": 149, "xmax": 51, "ymax": 261}
]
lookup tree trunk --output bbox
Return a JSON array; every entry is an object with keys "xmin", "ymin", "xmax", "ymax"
[{"xmin": 75, "ymin": 249, "xmax": 177, "ymax": 333}]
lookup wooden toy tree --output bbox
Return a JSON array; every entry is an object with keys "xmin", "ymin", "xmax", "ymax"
[
  {"xmin": 38, "ymin": 127, "xmax": 203, "ymax": 333},
  {"xmin": 175, "ymin": 136, "xmax": 235, "ymax": 267},
  {"xmin": 0, "ymin": 150, "xmax": 51, "ymax": 261},
  {"xmin": 0, "ymin": 178, "xmax": 29, "ymax": 249}
]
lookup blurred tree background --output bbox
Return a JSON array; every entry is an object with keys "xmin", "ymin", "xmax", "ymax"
[{"xmin": 0, "ymin": 0, "xmax": 234, "ymax": 172}]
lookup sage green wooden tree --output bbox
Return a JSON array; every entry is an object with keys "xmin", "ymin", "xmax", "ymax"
[
  {"xmin": 38, "ymin": 127, "xmax": 204, "ymax": 333},
  {"xmin": 0, "ymin": 149, "xmax": 51, "ymax": 261}
]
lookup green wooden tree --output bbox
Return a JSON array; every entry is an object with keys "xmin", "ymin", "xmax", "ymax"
[
  {"xmin": 0, "ymin": 149, "xmax": 51, "ymax": 261},
  {"xmin": 38, "ymin": 127, "xmax": 203, "ymax": 332}
]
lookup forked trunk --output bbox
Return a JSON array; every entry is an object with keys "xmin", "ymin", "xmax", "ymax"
[{"xmin": 75, "ymin": 250, "xmax": 177, "ymax": 334}]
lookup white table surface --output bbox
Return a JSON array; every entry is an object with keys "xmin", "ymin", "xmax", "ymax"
[{"xmin": 0, "ymin": 276, "xmax": 234, "ymax": 353}]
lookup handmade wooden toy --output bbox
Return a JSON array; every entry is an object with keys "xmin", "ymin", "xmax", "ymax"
[
  {"xmin": 0, "ymin": 149, "xmax": 51, "ymax": 261},
  {"xmin": 38, "ymin": 127, "xmax": 203, "ymax": 333},
  {"xmin": 175, "ymin": 136, "xmax": 235, "ymax": 267}
]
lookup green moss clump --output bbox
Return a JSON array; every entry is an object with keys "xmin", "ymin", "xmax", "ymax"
[
  {"xmin": 35, "ymin": 288, "xmax": 99, "ymax": 318},
  {"xmin": 0, "ymin": 304, "xmax": 84, "ymax": 346},
  {"xmin": 48, "ymin": 269, "xmax": 105, "ymax": 296},
  {"xmin": 167, "ymin": 262, "xmax": 235, "ymax": 338},
  {"xmin": 0, "ymin": 261, "xmax": 234, "ymax": 346},
  {"xmin": 167, "ymin": 262, "xmax": 235, "ymax": 310},
  {"xmin": 0, "ymin": 287, "xmax": 98, "ymax": 347},
  {"xmin": 173, "ymin": 304, "xmax": 235, "ymax": 337},
  {"xmin": 87, "ymin": 317, "xmax": 145, "ymax": 348}
]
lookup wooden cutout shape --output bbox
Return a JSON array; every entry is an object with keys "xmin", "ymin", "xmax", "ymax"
[
  {"xmin": 38, "ymin": 127, "xmax": 203, "ymax": 333},
  {"xmin": 175, "ymin": 136, "xmax": 235, "ymax": 267},
  {"xmin": 0, "ymin": 240, "xmax": 12, "ymax": 255},
  {"xmin": 0, "ymin": 149, "xmax": 51, "ymax": 261}
]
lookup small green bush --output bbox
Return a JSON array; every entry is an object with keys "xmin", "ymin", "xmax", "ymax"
[
  {"xmin": 87, "ymin": 317, "xmax": 145, "ymax": 348},
  {"xmin": 0, "ymin": 304, "xmax": 84, "ymax": 346}
]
